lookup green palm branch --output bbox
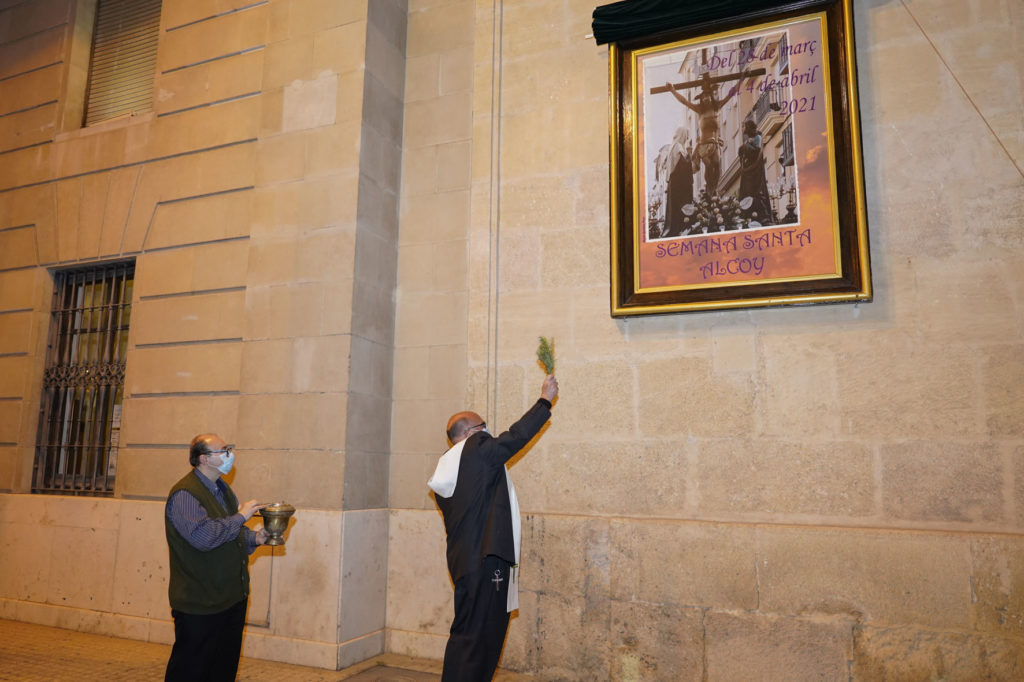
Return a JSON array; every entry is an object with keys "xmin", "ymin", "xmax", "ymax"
[{"xmin": 536, "ymin": 336, "xmax": 555, "ymax": 374}]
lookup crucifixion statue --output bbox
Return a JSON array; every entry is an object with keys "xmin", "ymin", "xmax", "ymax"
[{"xmin": 651, "ymin": 49, "xmax": 765, "ymax": 197}]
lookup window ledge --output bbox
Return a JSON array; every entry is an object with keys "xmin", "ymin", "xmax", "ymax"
[{"xmin": 55, "ymin": 111, "xmax": 156, "ymax": 143}]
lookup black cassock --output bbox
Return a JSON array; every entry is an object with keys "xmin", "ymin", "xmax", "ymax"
[{"xmin": 435, "ymin": 399, "xmax": 551, "ymax": 682}]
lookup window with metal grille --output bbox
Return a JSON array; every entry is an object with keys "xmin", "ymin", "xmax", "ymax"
[
  {"xmin": 82, "ymin": 0, "xmax": 162, "ymax": 127},
  {"xmin": 33, "ymin": 263, "xmax": 134, "ymax": 496}
]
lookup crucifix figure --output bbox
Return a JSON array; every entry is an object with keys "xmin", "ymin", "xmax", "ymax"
[{"xmin": 653, "ymin": 48, "xmax": 765, "ymax": 198}]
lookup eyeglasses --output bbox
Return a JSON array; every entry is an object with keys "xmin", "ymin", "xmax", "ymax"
[
  {"xmin": 206, "ymin": 446, "xmax": 234, "ymax": 456},
  {"xmin": 468, "ymin": 422, "xmax": 486, "ymax": 432}
]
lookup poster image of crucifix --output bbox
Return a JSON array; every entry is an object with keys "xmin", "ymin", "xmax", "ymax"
[
  {"xmin": 631, "ymin": 14, "xmax": 837, "ymax": 291},
  {"xmin": 641, "ymin": 33, "xmax": 800, "ymax": 243},
  {"xmin": 608, "ymin": 0, "xmax": 871, "ymax": 316}
]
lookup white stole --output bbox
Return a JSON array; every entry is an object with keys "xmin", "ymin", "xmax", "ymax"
[
  {"xmin": 428, "ymin": 439, "xmax": 521, "ymax": 612},
  {"xmin": 506, "ymin": 470, "xmax": 520, "ymax": 611},
  {"xmin": 427, "ymin": 440, "xmax": 466, "ymax": 498}
]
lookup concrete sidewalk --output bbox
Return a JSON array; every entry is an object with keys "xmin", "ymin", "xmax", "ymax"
[{"xmin": 0, "ymin": 619, "xmax": 532, "ymax": 681}]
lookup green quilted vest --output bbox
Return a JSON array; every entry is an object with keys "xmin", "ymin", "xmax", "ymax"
[{"xmin": 165, "ymin": 470, "xmax": 250, "ymax": 614}]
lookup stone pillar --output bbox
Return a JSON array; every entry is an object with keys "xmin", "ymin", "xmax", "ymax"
[{"xmin": 238, "ymin": 0, "xmax": 407, "ymax": 668}]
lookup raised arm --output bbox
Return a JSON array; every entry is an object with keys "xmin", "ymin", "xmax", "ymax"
[
  {"xmin": 479, "ymin": 375, "xmax": 559, "ymax": 466},
  {"xmin": 665, "ymin": 82, "xmax": 701, "ymax": 115}
]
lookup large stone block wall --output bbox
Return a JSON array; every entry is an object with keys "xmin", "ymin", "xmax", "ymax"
[
  {"xmin": 0, "ymin": 493, "xmax": 364, "ymax": 667},
  {"xmin": 388, "ymin": 0, "xmax": 476, "ymax": 521},
  {"xmin": 0, "ymin": 0, "xmax": 404, "ymax": 669},
  {"xmin": 0, "ymin": 0, "xmax": 1021, "ymax": 677},
  {"xmin": 388, "ymin": 0, "xmax": 1024, "ymax": 679}
]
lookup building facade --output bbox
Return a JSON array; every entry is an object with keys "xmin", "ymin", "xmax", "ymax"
[{"xmin": 0, "ymin": 0, "xmax": 1022, "ymax": 678}]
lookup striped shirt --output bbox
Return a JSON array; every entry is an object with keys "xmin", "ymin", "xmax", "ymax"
[{"xmin": 166, "ymin": 468, "xmax": 258, "ymax": 553}]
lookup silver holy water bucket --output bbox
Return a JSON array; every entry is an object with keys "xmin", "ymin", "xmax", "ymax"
[{"xmin": 258, "ymin": 503, "xmax": 296, "ymax": 546}]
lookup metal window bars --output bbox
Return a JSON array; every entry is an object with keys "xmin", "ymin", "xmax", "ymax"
[{"xmin": 32, "ymin": 263, "xmax": 134, "ymax": 496}]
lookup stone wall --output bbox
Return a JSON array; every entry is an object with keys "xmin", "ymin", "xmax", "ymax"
[
  {"xmin": 0, "ymin": 0, "xmax": 1022, "ymax": 678},
  {"xmin": 0, "ymin": 0, "xmax": 406, "ymax": 670},
  {"xmin": 387, "ymin": 0, "xmax": 1024, "ymax": 679}
]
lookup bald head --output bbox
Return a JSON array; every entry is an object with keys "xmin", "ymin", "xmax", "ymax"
[
  {"xmin": 446, "ymin": 411, "xmax": 484, "ymax": 444},
  {"xmin": 189, "ymin": 433, "xmax": 222, "ymax": 466}
]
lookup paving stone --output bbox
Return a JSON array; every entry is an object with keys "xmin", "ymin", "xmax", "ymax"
[{"xmin": 0, "ymin": 618, "xmax": 533, "ymax": 681}]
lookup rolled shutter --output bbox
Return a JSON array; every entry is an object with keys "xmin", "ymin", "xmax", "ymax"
[{"xmin": 83, "ymin": 0, "xmax": 162, "ymax": 126}]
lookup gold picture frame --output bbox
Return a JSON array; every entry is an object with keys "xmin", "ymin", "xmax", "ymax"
[{"xmin": 609, "ymin": 0, "xmax": 871, "ymax": 316}]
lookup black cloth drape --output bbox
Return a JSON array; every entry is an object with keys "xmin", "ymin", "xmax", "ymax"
[{"xmin": 591, "ymin": 0, "xmax": 818, "ymax": 45}]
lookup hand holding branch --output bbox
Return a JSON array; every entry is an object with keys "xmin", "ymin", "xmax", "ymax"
[{"xmin": 542, "ymin": 374, "xmax": 558, "ymax": 402}]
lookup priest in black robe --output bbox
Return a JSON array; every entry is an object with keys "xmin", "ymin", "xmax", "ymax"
[{"xmin": 428, "ymin": 374, "xmax": 559, "ymax": 681}]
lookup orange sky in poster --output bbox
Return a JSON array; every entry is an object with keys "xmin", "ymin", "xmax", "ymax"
[{"xmin": 635, "ymin": 16, "xmax": 839, "ymax": 291}]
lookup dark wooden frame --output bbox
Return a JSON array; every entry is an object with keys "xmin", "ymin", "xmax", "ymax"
[{"xmin": 609, "ymin": 0, "xmax": 870, "ymax": 316}]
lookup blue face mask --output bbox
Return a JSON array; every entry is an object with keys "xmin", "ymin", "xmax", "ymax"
[
  {"xmin": 216, "ymin": 452, "xmax": 235, "ymax": 475},
  {"xmin": 208, "ymin": 450, "xmax": 234, "ymax": 475}
]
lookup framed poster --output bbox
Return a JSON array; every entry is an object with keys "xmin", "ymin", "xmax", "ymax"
[{"xmin": 608, "ymin": 0, "xmax": 871, "ymax": 316}]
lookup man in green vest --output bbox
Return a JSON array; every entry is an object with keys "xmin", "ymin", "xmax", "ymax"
[{"xmin": 164, "ymin": 433, "xmax": 268, "ymax": 681}]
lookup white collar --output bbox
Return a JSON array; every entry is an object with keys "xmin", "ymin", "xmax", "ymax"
[{"xmin": 427, "ymin": 439, "xmax": 466, "ymax": 498}]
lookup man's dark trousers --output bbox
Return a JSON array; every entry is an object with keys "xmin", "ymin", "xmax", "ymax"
[
  {"xmin": 165, "ymin": 599, "xmax": 247, "ymax": 682},
  {"xmin": 442, "ymin": 555, "xmax": 513, "ymax": 681}
]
